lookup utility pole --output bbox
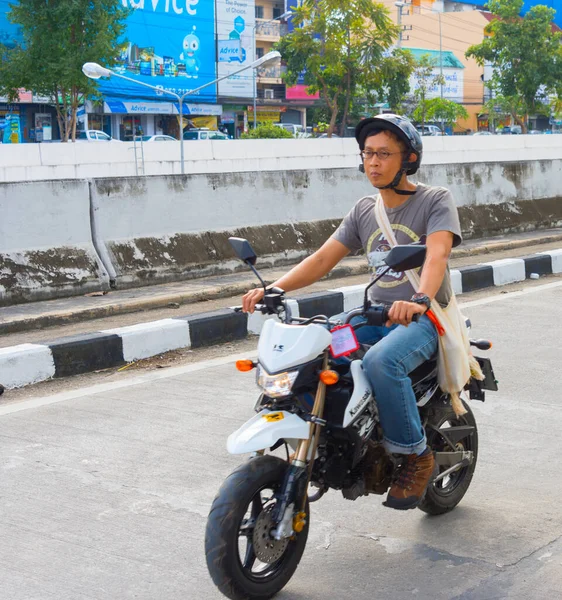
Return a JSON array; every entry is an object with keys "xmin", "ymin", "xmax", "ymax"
[
  {"xmin": 438, "ymin": 10, "xmax": 445, "ymax": 133},
  {"xmin": 395, "ymin": 2, "xmax": 406, "ymax": 48}
]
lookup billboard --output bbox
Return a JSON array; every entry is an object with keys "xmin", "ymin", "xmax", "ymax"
[
  {"xmin": 216, "ymin": 0, "xmax": 255, "ymax": 97},
  {"xmin": 0, "ymin": 0, "xmax": 218, "ymax": 103},
  {"xmin": 0, "ymin": 0, "xmax": 21, "ymax": 48},
  {"xmin": 409, "ymin": 68, "xmax": 464, "ymax": 102},
  {"xmin": 99, "ymin": 0, "xmax": 217, "ymax": 103}
]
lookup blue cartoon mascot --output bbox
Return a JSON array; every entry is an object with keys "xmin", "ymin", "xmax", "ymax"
[{"xmin": 180, "ymin": 26, "xmax": 201, "ymax": 78}]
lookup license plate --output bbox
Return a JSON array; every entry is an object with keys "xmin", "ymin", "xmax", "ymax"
[
  {"xmin": 477, "ymin": 357, "xmax": 498, "ymax": 391},
  {"xmin": 330, "ymin": 324, "xmax": 360, "ymax": 358}
]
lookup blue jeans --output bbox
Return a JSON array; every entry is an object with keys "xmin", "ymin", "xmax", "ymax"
[{"xmin": 333, "ymin": 311, "xmax": 438, "ymax": 455}]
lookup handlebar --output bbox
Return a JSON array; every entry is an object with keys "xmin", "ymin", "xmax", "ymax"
[
  {"xmin": 345, "ymin": 305, "xmax": 419, "ymax": 327},
  {"xmin": 233, "ymin": 300, "xmax": 420, "ymax": 327},
  {"xmin": 232, "ymin": 303, "xmax": 269, "ymax": 314}
]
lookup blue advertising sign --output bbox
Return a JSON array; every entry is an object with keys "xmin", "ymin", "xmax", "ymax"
[
  {"xmin": 3, "ymin": 113, "xmax": 21, "ymax": 143},
  {"xmin": 0, "ymin": 0, "xmax": 22, "ymax": 47},
  {"xmin": 218, "ymin": 39, "xmax": 243, "ymax": 63},
  {"xmin": 99, "ymin": 0, "xmax": 218, "ymax": 103},
  {"xmin": 0, "ymin": 0, "xmax": 218, "ymax": 102}
]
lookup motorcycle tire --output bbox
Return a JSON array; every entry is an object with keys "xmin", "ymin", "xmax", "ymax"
[
  {"xmin": 205, "ymin": 455, "xmax": 309, "ymax": 600},
  {"xmin": 418, "ymin": 399, "xmax": 478, "ymax": 516}
]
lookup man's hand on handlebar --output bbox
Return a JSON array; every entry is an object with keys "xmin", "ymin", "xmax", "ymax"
[
  {"xmin": 242, "ymin": 287, "xmax": 265, "ymax": 313},
  {"xmin": 387, "ymin": 301, "xmax": 427, "ymax": 327}
]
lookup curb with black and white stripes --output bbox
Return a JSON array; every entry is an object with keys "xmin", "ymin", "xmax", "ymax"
[{"xmin": 2, "ymin": 249, "xmax": 561, "ymax": 390}]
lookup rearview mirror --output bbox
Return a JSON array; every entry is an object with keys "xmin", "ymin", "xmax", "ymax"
[
  {"xmin": 384, "ymin": 244, "xmax": 426, "ymax": 272},
  {"xmin": 229, "ymin": 237, "xmax": 257, "ymax": 265}
]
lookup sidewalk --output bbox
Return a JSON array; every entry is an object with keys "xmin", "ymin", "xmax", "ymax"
[{"xmin": 2, "ymin": 228, "xmax": 562, "ymax": 343}]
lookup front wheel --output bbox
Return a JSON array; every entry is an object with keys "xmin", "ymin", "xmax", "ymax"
[
  {"xmin": 418, "ymin": 399, "xmax": 478, "ymax": 516},
  {"xmin": 205, "ymin": 455, "xmax": 309, "ymax": 600}
]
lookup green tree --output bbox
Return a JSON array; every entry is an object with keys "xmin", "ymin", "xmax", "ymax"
[
  {"xmin": 276, "ymin": 0, "xmax": 399, "ymax": 137},
  {"xmin": 409, "ymin": 54, "xmax": 445, "ymax": 131},
  {"xmin": 551, "ymin": 97, "xmax": 562, "ymax": 128},
  {"xmin": 483, "ymin": 94, "xmax": 525, "ymax": 131},
  {"xmin": 466, "ymin": 0, "xmax": 562, "ymax": 133},
  {"xmin": 0, "ymin": 0, "xmax": 130, "ymax": 142},
  {"xmin": 241, "ymin": 124, "xmax": 293, "ymax": 139},
  {"xmin": 424, "ymin": 98, "xmax": 469, "ymax": 130},
  {"xmin": 366, "ymin": 48, "xmax": 415, "ymax": 113}
]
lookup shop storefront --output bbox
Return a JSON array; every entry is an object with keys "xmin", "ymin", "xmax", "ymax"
[
  {"xmin": 85, "ymin": 99, "xmax": 222, "ymax": 140},
  {"xmin": 221, "ymin": 104, "xmax": 246, "ymax": 138},
  {"xmin": 247, "ymin": 106, "xmax": 284, "ymax": 126},
  {"xmin": 0, "ymin": 101, "xmax": 61, "ymax": 143}
]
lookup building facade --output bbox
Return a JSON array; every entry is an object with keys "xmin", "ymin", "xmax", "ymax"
[{"xmin": 381, "ymin": 0, "xmax": 490, "ymax": 131}]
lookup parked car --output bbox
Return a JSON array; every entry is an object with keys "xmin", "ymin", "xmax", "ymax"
[
  {"xmin": 136, "ymin": 135, "xmax": 177, "ymax": 142},
  {"xmin": 473, "ymin": 131, "xmax": 493, "ymax": 136},
  {"xmin": 273, "ymin": 123, "xmax": 311, "ymax": 138},
  {"xmin": 183, "ymin": 128, "xmax": 229, "ymax": 140},
  {"xmin": 416, "ymin": 125, "xmax": 443, "ymax": 136},
  {"xmin": 497, "ymin": 125, "xmax": 522, "ymax": 135},
  {"xmin": 77, "ymin": 130, "xmax": 120, "ymax": 142},
  {"xmin": 527, "ymin": 130, "xmax": 543, "ymax": 135}
]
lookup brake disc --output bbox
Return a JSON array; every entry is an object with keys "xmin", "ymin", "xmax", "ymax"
[{"xmin": 252, "ymin": 507, "xmax": 289, "ymax": 563}]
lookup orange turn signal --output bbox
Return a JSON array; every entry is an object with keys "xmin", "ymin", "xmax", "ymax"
[
  {"xmin": 319, "ymin": 370, "xmax": 339, "ymax": 385},
  {"xmin": 236, "ymin": 360, "xmax": 255, "ymax": 372}
]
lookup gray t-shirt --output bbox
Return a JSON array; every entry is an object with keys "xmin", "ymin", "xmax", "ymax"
[{"xmin": 332, "ymin": 183, "xmax": 462, "ymax": 307}]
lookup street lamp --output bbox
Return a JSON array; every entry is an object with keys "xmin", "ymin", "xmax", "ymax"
[
  {"xmin": 82, "ymin": 50, "xmax": 281, "ymax": 174},
  {"xmin": 252, "ymin": 10, "xmax": 293, "ymax": 129}
]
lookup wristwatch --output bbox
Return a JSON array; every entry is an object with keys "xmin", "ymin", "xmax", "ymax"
[{"xmin": 410, "ymin": 293, "xmax": 431, "ymax": 312}]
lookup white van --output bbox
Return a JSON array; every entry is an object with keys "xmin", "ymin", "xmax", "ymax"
[
  {"xmin": 183, "ymin": 128, "xmax": 229, "ymax": 140},
  {"xmin": 273, "ymin": 123, "xmax": 311, "ymax": 138},
  {"xmin": 77, "ymin": 130, "xmax": 121, "ymax": 142}
]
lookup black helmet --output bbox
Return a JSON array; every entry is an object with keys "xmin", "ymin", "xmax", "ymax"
[{"xmin": 355, "ymin": 113, "xmax": 423, "ymax": 176}]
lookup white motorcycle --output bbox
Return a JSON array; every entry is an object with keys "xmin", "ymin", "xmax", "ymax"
[{"xmin": 205, "ymin": 238, "xmax": 497, "ymax": 600}]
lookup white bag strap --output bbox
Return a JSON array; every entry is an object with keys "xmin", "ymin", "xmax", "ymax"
[{"xmin": 374, "ymin": 194, "xmax": 423, "ymax": 293}]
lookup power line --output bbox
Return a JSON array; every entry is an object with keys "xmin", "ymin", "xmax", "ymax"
[
  {"xmin": 413, "ymin": 2, "xmax": 487, "ymax": 31},
  {"xmin": 408, "ymin": 24, "xmax": 483, "ymax": 46}
]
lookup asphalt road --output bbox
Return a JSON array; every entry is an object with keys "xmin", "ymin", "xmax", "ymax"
[{"xmin": 1, "ymin": 279, "xmax": 562, "ymax": 600}]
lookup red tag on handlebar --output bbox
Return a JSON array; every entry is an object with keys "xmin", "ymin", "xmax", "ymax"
[{"xmin": 329, "ymin": 324, "xmax": 360, "ymax": 358}]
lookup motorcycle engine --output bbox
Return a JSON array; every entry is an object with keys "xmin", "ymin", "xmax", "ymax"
[
  {"xmin": 362, "ymin": 440, "xmax": 393, "ymax": 495},
  {"xmin": 315, "ymin": 438, "xmax": 356, "ymax": 490}
]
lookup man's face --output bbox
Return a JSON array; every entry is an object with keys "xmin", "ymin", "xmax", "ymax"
[{"xmin": 363, "ymin": 131, "xmax": 407, "ymax": 189}]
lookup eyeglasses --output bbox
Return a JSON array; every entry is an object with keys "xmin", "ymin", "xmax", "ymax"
[{"xmin": 360, "ymin": 150, "xmax": 402, "ymax": 161}]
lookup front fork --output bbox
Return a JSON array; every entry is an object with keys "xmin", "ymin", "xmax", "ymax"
[{"xmin": 271, "ymin": 352, "xmax": 329, "ymax": 538}]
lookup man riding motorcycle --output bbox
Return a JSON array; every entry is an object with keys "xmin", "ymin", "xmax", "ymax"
[{"xmin": 242, "ymin": 114, "xmax": 462, "ymax": 510}]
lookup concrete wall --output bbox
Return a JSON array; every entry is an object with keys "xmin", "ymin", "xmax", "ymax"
[
  {"xmin": 1, "ymin": 135, "xmax": 562, "ymax": 182},
  {"xmin": 0, "ymin": 180, "xmax": 109, "ymax": 306},
  {"xmin": 2, "ymin": 136, "xmax": 562, "ymax": 303},
  {"xmin": 90, "ymin": 157, "xmax": 562, "ymax": 289}
]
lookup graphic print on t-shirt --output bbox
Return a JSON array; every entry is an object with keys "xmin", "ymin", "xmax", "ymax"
[{"xmin": 366, "ymin": 225, "xmax": 426, "ymax": 289}]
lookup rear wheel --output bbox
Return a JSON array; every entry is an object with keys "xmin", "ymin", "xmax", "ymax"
[
  {"xmin": 419, "ymin": 399, "xmax": 478, "ymax": 516},
  {"xmin": 205, "ymin": 455, "xmax": 309, "ymax": 600}
]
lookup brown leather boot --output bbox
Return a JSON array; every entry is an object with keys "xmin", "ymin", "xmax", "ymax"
[{"xmin": 383, "ymin": 448, "xmax": 438, "ymax": 510}]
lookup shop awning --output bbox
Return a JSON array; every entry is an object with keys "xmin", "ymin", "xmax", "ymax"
[{"xmin": 88, "ymin": 98, "xmax": 222, "ymax": 116}]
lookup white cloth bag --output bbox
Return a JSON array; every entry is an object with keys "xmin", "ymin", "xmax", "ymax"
[{"xmin": 374, "ymin": 195, "xmax": 483, "ymax": 416}]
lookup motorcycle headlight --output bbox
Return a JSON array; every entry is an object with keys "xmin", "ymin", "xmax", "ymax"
[{"xmin": 256, "ymin": 365, "xmax": 299, "ymax": 398}]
